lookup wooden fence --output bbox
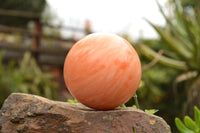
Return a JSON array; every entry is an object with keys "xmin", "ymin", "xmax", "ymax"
[
  {"xmin": 0, "ymin": 9, "xmax": 92, "ymax": 66},
  {"xmin": 0, "ymin": 9, "xmax": 93, "ymax": 94}
]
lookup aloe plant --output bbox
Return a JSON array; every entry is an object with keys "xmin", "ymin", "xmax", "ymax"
[
  {"xmin": 0, "ymin": 51, "xmax": 57, "ymax": 107},
  {"xmin": 11, "ymin": 52, "xmax": 57, "ymax": 99},
  {"xmin": 139, "ymin": 0, "xmax": 200, "ymax": 70},
  {"xmin": 138, "ymin": 0, "xmax": 200, "ymax": 115},
  {"xmin": 175, "ymin": 106, "xmax": 200, "ymax": 133}
]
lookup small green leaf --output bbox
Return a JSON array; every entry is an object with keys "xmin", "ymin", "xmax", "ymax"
[
  {"xmin": 175, "ymin": 118, "xmax": 194, "ymax": 133},
  {"xmin": 67, "ymin": 99, "xmax": 79, "ymax": 103},
  {"xmin": 131, "ymin": 105, "xmax": 137, "ymax": 109},
  {"xmin": 145, "ymin": 109, "xmax": 159, "ymax": 115},
  {"xmin": 194, "ymin": 106, "xmax": 200, "ymax": 128},
  {"xmin": 121, "ymin": 104, "xmax": 126, "ymax": 108},
  {"xmin": 184, "ymin": 116, "xmax": 199, "ymax": 132}
]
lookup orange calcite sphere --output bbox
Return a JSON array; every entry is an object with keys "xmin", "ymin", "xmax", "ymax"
[{"xmin": 63, "ymin": 33, "xmax": 141, "ymax": 110}]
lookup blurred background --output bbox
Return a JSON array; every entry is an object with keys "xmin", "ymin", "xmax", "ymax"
[{"xmin": 0, "ymin": 0, "xmax": 199, "ymax": 132}]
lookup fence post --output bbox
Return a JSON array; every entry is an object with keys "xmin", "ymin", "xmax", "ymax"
[
  {"xmin": 32, "ymin": 18, "xmax": 42, "ymax": 61},
  {"xmin": 84, "ymin": 20, "xmax": 92, "ymax": 35}
]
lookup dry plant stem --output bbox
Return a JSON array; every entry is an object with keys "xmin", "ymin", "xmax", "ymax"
[
  {"xmin": 142, "ymin": 50, "xmax": 164, "ymax": 71},
  {"xmin": 133, "ymin": 93, "xmax": 140, "ymax": 109}
]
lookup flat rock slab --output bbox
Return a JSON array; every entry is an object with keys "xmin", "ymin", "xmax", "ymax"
[{"xmin": 0, "ymin": 93, "xmax": 171, "ymax": 133}]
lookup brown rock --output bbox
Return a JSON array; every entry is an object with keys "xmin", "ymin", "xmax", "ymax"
[{"xmin": 0, "ymin": 93, "xmax": 171, "ymax": 133}]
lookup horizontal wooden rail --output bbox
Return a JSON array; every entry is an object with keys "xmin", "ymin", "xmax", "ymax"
[
  {"xmin": 0, "ymin": 41, "xmax": 71, "ymax": 56},
  {"xmin": 0, "ymin": 24, "xmax": 75, "ymax": 42},
  {"xmin": 0, "ymin": 41, "xmax": 71, "ymax": 66},
  {"xmin": 0, "ymin": 9, "xmax": 40, "ymax": 19},
  {"xmin": 0, "ymin": 9, "xmax": 93, "ymax": 66},
  {"xmin": 0, "ymin": 9, "xmax": 93, "ymax": 33},
  {"xmin": 44, "ymin": 24, "xmax": 88, "ymax": 33}
]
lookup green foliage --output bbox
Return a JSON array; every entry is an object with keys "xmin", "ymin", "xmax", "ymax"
[
  {"xmin": 144, "ymin": 109, "xmax": 159, "ymax": 115},
  {"xmin": 0, "ymin": 0, "xmax": 46, "ymax": 28},
  {"xmin": 136, "ymin": 50, "xmax": 181, "ymax": 115},
  {"xmin": 0, "ymin": 0, "xmax": 46, "ymax": 12},
  {"xmin": 175, "ymin": 106, "xmax": 200, "ymax": 133},
  {"xmin": 131, "ymin": 105, "xmax": 137, "ymax": 109},
  {"xmin": 136, "ymin": 0, "xmax": 200, "ymax": 131},
  {"xmin": 0, "ymin": 51, "xmax": 57, "ymax": 107},
  {"xmin": 120, "ymin": 104, "xmax": 137, "ymax": 109},
  {"xmin": 0, "ymin": 51, "xmax": 9, "ymax": 106},
  {"xmin": 141, "ymin": 0, "xmax": 200, "ymax": 71},
  {"xmin": 182, "ymin": 0, "xmax": 200, "ymax": 9},
  {"xmin": 121, "ymin": 103, "xmax": 158, "ymax": 115},
  {"xmin": 121, "ymin": 104, "xmax": 126, "ymax": 108},
  {"xmin": 67, "ymin": 99, "xmax": 79, "ymax": 103}
]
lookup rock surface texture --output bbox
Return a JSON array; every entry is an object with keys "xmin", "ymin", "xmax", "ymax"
[{"xmin": 0, "ymin": 93, "xmax": 171, "ymax": 133}]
